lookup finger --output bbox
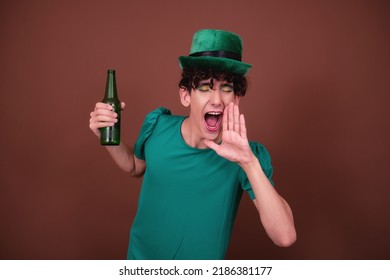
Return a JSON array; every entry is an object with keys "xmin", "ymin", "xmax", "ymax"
[
  {"xmin": 89, "ymin": 120, "xmax": 115, "ymax": 137},
  {"xmin": 204, "ymin": 139, "xmax": 221, "ymax": 154},
  {"xmin": 92, "ymin": 114, "xmax": 118, "ymax": 123},
  {"xmin": 228, "ymin": 103, "xmax": 234, "ymax": 130},
  {"xmin": 102, "ymin": 108, "xmax": 117, "ymax": 116},
  {"xmin": 90, "ymin": 121, "xmax": 115, "ymax": 128},
  {"xmin": 121, "ymin": 102, "xmax": 126, "ymax": 110},
  {"xmin": 240, "ymin": 114, "xmax": 248, "ymax": 140},
  {"xmin": 89, "ymin": 122, "xmax": 115, "ymax": 134},
  {"xmin": 92, "ymin": 107, "xmax": 114, "ymax": 119},
  {"xmin": 89, "ymin": 111, "xmax": 117, "ymax": 124},
  {"xmin": 94, "ymin": 102, "xmax": 113, "ymax": 111},
  {"xmin": 234, "ymin": 104, "xmax": 240, "ymax": 133},
  {"xmin": 222, "ymin": 105, "xmax": 228, "ymax": 132},
  {"xmin": 89, "ymin": 109, "xmax": 118, "ymax": 131}
]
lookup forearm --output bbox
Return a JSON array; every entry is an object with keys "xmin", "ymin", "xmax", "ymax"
[
  {"xmin": 241, "ymin": 157, "xmax": 296, "ymax": 247},
  {"xmin": 105, "ymin": 142, "xmax": 144, "ymax": 177}
]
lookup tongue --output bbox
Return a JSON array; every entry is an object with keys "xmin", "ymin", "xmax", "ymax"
[{"xmin": 205, "ymin": 114, "xmax": 219, "ymax": 127}]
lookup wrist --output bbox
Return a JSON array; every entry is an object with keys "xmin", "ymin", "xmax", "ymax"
[
  {"xmin": 239, "ymin": 153, "xmax": 260, "ymax": 171},
  {"xmin": 239, "ymin": 154, "xmax": 269, "ymax": 185}
]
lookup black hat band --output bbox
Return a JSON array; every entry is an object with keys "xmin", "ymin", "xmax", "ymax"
[{"xmin": 189, "ymin": 50, "xmax": 242, "ymax": 62}]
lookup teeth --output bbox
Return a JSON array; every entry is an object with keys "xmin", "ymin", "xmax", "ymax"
[{"xmin": 207, "ymin": 112, "xmax": 222, "ymax": 115}]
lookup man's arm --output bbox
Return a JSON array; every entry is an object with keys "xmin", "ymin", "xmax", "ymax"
[
  {"xmin": 204, "ymin": 103, "xmax": 296, "ymax": 247},
  {"xmin": 89, "ymin": 102, "xmax": 146, "ymax": 177},
  {"xmin": 241, "ymin": 157, "xmax": 296, "ymax": 247},
  {"xmin": 105, "ymin": 143, "xmax": 146, "ymax": 177}
]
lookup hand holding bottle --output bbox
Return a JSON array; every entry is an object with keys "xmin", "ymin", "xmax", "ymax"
[{"xmin": 89, "ymin": 101, "xmax": 126, "ymax": 138}]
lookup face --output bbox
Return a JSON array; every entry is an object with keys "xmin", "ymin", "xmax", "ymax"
[{"xmin": 180, "ymin": 79, "xmax": 240, "ymax": 146}]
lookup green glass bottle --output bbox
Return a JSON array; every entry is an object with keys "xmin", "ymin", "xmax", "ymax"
[{"xmin": 100, "ymin": 69, "xmax": 121, "ymax": 145}]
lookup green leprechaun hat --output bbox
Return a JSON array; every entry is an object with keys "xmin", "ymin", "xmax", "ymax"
[{"xmin": 179, "ymin": 29, "xmax": 252, "ymax": 76}]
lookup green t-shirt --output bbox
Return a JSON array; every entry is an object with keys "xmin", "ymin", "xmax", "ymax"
[{"xmin": 127, "ymin": 107, "xmax": 273, "ymax": 260}]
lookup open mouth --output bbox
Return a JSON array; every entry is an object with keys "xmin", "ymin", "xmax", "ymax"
[{"xmin": 204, "ymin": 111, "xmax": 223, "ymax": 132}]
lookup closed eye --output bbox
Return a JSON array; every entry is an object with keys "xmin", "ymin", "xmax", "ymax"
[
  {"xmin": 221, "ymin": 84, "xmax": 234, "ymax": 93},
  {"xmin": 197, "ymin": 83, "xmax": 211, "ymax": 92}
]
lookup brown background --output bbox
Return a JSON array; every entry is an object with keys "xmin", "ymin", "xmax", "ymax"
[{"xmin": 1, "ymin": 0, "xmax": 389, "ymax": 260}]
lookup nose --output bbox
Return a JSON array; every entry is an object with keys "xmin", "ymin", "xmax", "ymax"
[{"xmin": 210, "ymin": 90, "xmax": 222, "ymax": 107}]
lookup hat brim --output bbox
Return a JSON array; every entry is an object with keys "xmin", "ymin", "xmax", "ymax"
[{"xmin": 179, "ymin": 56, "xmax": 252, "ymax": 76}]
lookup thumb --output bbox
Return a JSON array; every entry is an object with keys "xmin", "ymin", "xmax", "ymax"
[{"xmin": 204, "ymin": 139, "xmax": 220, "ymax": 152}]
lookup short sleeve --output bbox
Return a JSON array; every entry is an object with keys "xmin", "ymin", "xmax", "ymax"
[
  {"xmin": 239, "ymin": 142, "xmax": 274, "ymax": 200},
  {"xmin": 133, "ymin": 107, "xmax": 171, "ymax": 160}
]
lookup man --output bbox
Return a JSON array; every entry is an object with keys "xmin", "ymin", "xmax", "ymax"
[{"xmin": 89, "ymin": 29, "xmax": 296, "ymax": 259}]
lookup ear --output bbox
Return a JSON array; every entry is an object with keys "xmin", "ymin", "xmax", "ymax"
[{"xmin": 179, "ymin": 88, "xmax": 191, "ymax": 107}]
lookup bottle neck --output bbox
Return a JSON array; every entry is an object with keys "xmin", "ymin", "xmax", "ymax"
[{"xmin": 105, "ymin": 70, "xmax": 117, "ymax": 99}]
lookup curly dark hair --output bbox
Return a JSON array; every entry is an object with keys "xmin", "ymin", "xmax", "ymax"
[{"xmin": 179, "ymin": 68, "xmax": 248, "ymax": 96}]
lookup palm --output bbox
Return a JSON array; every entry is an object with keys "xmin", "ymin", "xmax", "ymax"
[{"xmin": 205, "ymin": 103, "xmax": 253, "ymax": 164}]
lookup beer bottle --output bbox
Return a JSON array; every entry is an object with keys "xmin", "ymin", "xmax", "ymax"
[{"xmin": 100, "ymin": 69, "xmax": 121, "ymax": 145}]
